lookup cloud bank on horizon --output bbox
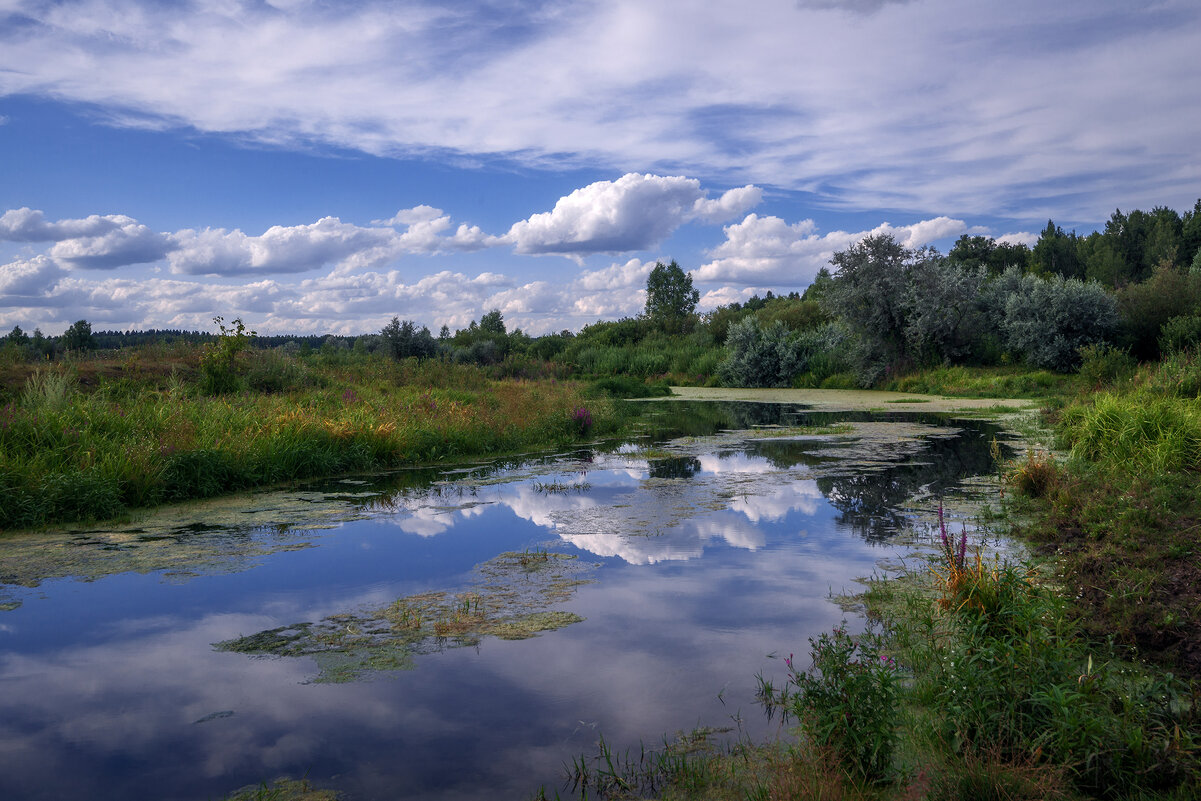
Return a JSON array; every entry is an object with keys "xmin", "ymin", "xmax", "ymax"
[
  {"xmin": 0, "ymin": 175, "xmax": 1002, "ymax": 334},
  {"xmin": 1, "ymin": 0, "xmax": 1198, "ymax": 334}
]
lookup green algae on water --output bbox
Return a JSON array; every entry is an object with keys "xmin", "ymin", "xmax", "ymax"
[{"xmin": 214, "ymin": 550, "xmax": 595, "ymax": 683}]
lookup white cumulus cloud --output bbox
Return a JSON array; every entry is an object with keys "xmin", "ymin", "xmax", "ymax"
[
  {"xmin": 0, "ymin": 208, "xmax": 131, "ymax": 242},
  {"xmin": 695, "ymin": 214, "xmax": 972, "ymax": 286},
  {"xmin": 505, "ymin": 174, "xmax": 762, "ymax": 257},
  {"xmin": 48, "ymin": 221, "xmax": 173, "ymax": 270},
  {"xmin": 0, "ymin": 255, "xmax": 66, "ymax": 298},
  {"xmin": 168, "ymin": 218, "xmax": 396, "ymax": 276}
]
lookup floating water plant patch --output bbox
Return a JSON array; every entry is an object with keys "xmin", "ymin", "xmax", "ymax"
[
  {"xmin": 0, "ymin": 487, "xmax": 377, "ymax": 607},
  {"xmin": 214, "ymin": 550, "xmax": 595, "ymax": 682}
]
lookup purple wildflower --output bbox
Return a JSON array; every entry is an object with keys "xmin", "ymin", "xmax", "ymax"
[{"xmin": 572, "ymin": 406, "xmax": 593, "ymax": 435}]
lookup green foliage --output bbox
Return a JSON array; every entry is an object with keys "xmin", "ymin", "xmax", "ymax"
[
  {"xmin": 1000, "ymin": 272, "xmax": 1119, "ymax": 372},
  {"xmin": 824, "ymin": 235, "xmax": 987, "ymax": 384},
  {"xmin": 527, "ymin": 332, "xmax": 571, "ymax": 360},
  {"xmin": 1159, "ymin": 315, "xmax": 1201, "ymax": 355},
  {"xmin": 244, "ymin": 349, "xmax": 326, "ymax": 393},
  {"xmin": 6, "ymin": 325, "xmax": 30, "ymax": 347},
  {"xmin": 1031, "ymin": 219, "xmax": 1085, "ymax": 279},
  {"xmin": 719, "ymin": 317, "xmax": 803, "ymax": 387},
  {"xmin": 575, "ymin": 317, "xmax": 651, "ymax": 348},
  {"xmin": 199, "ymin": 316, "xmax": 256, "ymax": 394},
  {"xmin": 59, "ymin": 319, "xmax": 96, "ymax": 352},
  {"xmin": 947, "ymin": 234, "xmax": 1031, "ymax": 275},
  {"xmin": 1060, "ymin": 391, "xmax": 1201, "ymax": 474},
  {"xmin": 559, "ymin": 328, "xmax": 722, "ymax": 383},
  {"xmin": 754, "ymin": 296, "xmax": 829, "ymax": 332},
  {"xmin": 776, "ymin": 628, "xmax": 899, "ymax": 783},
  {"xmin": 645, "ymin": 260, "xmax": 699, "ymax": 332},
  {"xmin": 823, "ymin": 235, "xmax": 911, "ymax": 372},
  {"xmin": 0, "ymin": 347, "xmax": 623, "ymax": 530},
  {"xmin": 878, "ymin": 553, "xmax": 1199, "ymax": 798},
  {"xmin": 1115, "ymin": 265, "xmax": 1201, "ymax": 359},
  {"xmin": 1077, "ymin": 342, "xmax": 1136, "ymax": 387},
  {"xmin": 380, "ymin": 317, "xmax": 436, "ymax": 360},
  {"xmin": 880, "ymin": 364, "xmax": 1071, "ymax": 398},
  {"xmin": 903, "ymin": 258, "xmax": 987, "ymax": 366},
  {"xmin": 478, "ymin": 308, "xmax": 506, "ymax": 335},
  {"xmin": 586, "ymin": 375, "xmax": 671, "ymax": 398},
  {"xmin": 21, "ymin": 369, "xmax": 74, "ymax": 411}
]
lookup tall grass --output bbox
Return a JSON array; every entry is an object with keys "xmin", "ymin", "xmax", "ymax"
[
  {"xmin": 557, "ymin": 333, "xmax": 724, "ymax": 385},
  {"xmin": 879, "ymin": 365, "xmax": 1074, "ymax": 398},
  {"xmin": 1060, "ymin": 391, "xmax": 1201, "ymax": 473},
  {"xmin": 873, "ymin": 525, "xmax": 1199, "ymax": 799},
  {"xmin": 0, "ymin": 352, "xmax": 621, "ymax": 530}
]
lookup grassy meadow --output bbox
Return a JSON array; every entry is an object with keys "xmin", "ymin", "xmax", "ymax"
[{"xmin": 0, "ymin": 344, "xmax": 620, "ymax": 531}]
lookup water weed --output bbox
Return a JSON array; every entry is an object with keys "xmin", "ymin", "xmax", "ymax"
[{"xmin": 215, "ymin": 551, "xmax": 593, "ymax": 682}]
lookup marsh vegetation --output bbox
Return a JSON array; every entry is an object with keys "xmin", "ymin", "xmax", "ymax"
[{"xmin": 1, "ymin": 198, "xmax": 1199, "ymax": 799}]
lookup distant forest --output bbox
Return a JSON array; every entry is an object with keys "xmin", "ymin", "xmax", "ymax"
[{"xmin": 5, "ymin": 199, "xmax": 1201, "ymax": 384}]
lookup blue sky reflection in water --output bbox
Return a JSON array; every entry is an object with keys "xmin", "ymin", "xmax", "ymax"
[{"xmin": 0, "ymin": 404, "xmax": 1009, "ymax": 800}]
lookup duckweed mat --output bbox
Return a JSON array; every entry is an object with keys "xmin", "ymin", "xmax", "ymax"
[{"xmin": 214, "ymin": 550, "xmax": 595, "ymax": 682}]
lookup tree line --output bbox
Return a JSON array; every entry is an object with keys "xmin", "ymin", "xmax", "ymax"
[{"xmin": 5, "ymin": 199, "xmax": 1198, "ymax": 386}]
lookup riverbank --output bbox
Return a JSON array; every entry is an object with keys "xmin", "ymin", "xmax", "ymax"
[
  {"xmin": 661, "ymin": 385, "xmax": 1038, "ymax": 413},
  {"xmin": 563, "ymin": 372, "xmax": 1201, "ymax": 801},
  {"xmin": 0, "ymin": 351, "xmax": 622, "ymax": 532}
]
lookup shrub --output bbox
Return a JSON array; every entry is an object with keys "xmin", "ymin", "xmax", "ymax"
[
  {"xmin": 586, "ymin": 375, "xmax": 670, "ymax": 399},
  {"xmin": 1010, "ymin": 449, "xmax": 1058, "ymax": 498},
  {"xmin": 781, "ymin": 627, "xmax": 899, "ymax": 783},
  {"xmin": 1159, "ymin": 314, "xmax": 1201, "ymax": 355},
  {"xmin": 1115, "ymin": 265, "xmax": 1201, "ymax": 359},
  {"xmin": 244, "ymin": 350, "xmax": 325, "ymax": 393},
  {"xmin": 719, "ymin": 317, "xmax": 802, "ymax": 387},
  {"xmin": 1001, "ymin": 275, "xmax": 1119, "ymax": 371},
  {"xmin": 1076, "ymin": 342, "xmax": 1135, "ymax": 387},
  {"xmin": 199, "ymin": 317, "xmax": 255, "ymax": 394}
]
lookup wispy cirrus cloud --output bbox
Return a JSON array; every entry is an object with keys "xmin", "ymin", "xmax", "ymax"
[{"xmin": 4, "ymin": 1, "xmax": 1195, "ymax": 219}]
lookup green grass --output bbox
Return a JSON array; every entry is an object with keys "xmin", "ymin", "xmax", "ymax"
[
  {"xmin": 0, "ymin": 348, "xmax": 626, "ymax": 531},
  {"xmin": 556, "ymin": 331, "xmax": 724, "ymax": 385},
  {"xmin": 879, "ymin": 365, "xmax": 1077, "ymax": 399}
]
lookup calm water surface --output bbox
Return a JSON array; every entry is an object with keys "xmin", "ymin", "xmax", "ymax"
[{"xmin": 0, "ymin": 402, "xmax": 1010, "ymax": 800}]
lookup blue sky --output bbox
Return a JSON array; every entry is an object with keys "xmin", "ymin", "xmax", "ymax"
[{"xmin": 2, "ymin": 0, "xmax": 1199, "ymax": 336}]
